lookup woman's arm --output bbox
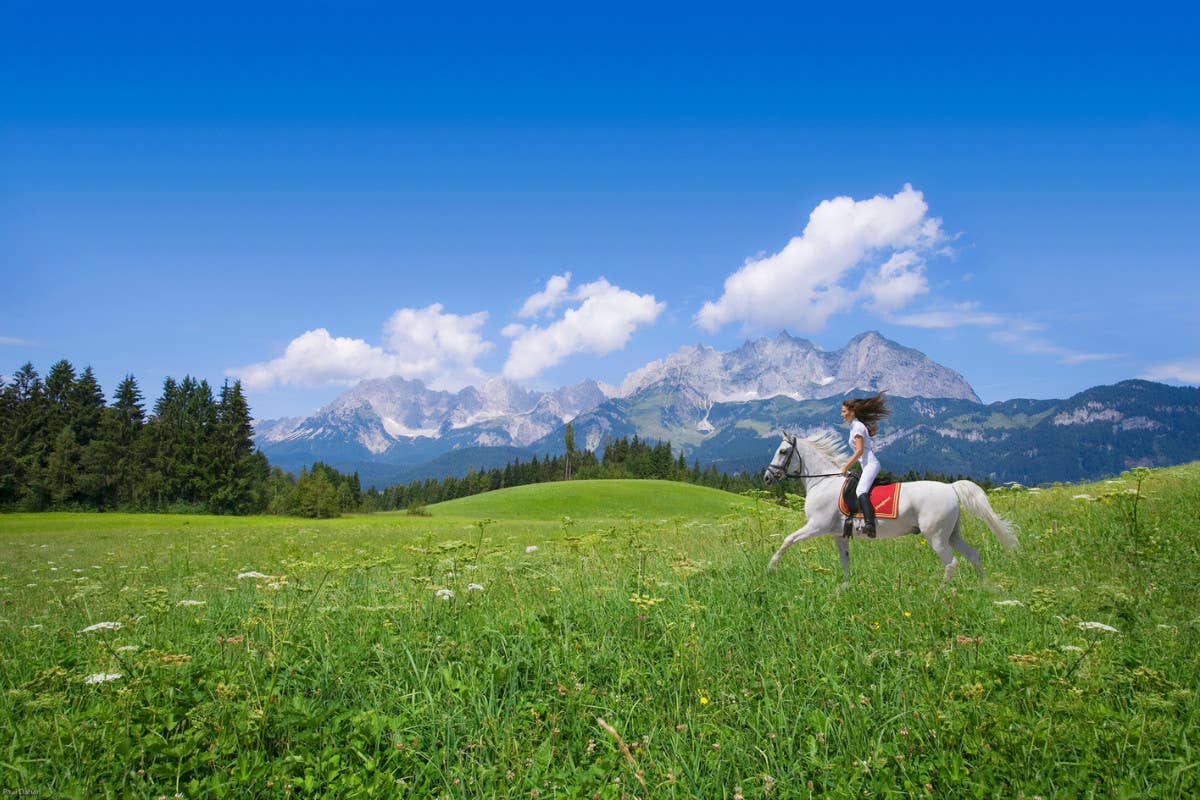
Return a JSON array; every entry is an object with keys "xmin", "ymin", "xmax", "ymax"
[{"xmin": 843, "ymin": 436, "xmax": 864, "ymax": 475}]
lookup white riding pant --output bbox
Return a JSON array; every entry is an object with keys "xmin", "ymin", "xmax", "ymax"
[{"xmin": 857, "ymin": 453, "xmax": 881, "ymax": 497}]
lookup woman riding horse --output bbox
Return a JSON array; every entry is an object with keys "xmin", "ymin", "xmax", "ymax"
[{"xmin": 840, "ymin": 393, "xmax": 890, "ymax": 535}]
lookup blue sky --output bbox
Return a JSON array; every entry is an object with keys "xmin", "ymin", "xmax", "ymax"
[{"xmin": 3, "ymin": 2, "xmax": 1198, "ymax": 420}]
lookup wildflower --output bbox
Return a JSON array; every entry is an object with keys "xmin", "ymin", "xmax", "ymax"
[
  {"xmin": 237, "ymin": 571, "xmax": 273, "ymax": 580},
  {"xmin": 117, "ymin": 645, "xmax": 139, "ymax": 652},
  {"xmin": 177, "ymin": 600, "xmax": 207, "ymax": 607},
  {"xmin": 79, "ymin": 621, "xmax": 122, "ymax": 633},
  {"xmin": 1072, "ymin": 494, "xmax": 1095, "ymax": 501},
  {"xmin": 903, "ymin": 611, "xmax": 912, "ymax": 618},
  {"xmin": 466, "ymin": 583, "xmax": 484, "ymax": 592},
  {"xmin": 1061, "ymin": 645, "xmax": 1083, "ymax": 652},
  {"xmin": 85, "ymin": 672, "xmax": 122, "ymax": 684},
  {"xmin": 525, "ymin": 545, "xmax": 538, "ymax": 554},
  {"xmin": 1078, "ymin": 621, "xmax": 1119, "ymax": 633},
  {"xmin": 699, "ymin": 695, "xmax": 709, "ymax": 705},
  {"xmin": 870, "ymin": 621, "xmax": 881, "ymax": 630},
  {"xmin": 436, "ymin": 588, "xmax": 454, "ymax": 600},
  {"xmin": 993, "ymin": 599, "xmax": 1024, "ymax": 607},
  {"xmin": 629, "ymin": 593, "xmax": 665, "ymax": 609}
]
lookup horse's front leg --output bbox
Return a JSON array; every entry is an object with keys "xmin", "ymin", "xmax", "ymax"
[
  {"xmin": 835, "ymin": 536, "xmax": 851, "ymax": 585},
  {"xmin": 767, "ymin": 521, "xmax": 830, "ymax": 573}
]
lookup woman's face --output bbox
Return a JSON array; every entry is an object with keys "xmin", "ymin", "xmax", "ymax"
[{"xmin": 841, "ymin": 404, "xmax": 854, "ymax": 422}]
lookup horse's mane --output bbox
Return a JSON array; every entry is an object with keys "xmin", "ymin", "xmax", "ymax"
[{"xmin": 803, "ymin": 430, "xmax": 849, "ymax": 463}]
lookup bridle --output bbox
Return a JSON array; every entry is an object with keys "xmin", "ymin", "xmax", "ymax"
[{"xmin": 765, "ymin": 434, "xmax": 844, "ymax": 482}]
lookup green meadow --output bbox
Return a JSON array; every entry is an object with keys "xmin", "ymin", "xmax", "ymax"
[{"xmin": 1, "ymin": 473, "xmax": 1198, "ymax": 798}]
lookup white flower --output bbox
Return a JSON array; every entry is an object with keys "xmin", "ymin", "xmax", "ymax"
[
  {"xmin": 79, "ymin": 621, "xmax": 122, "ymax": 633},
  {"xmin": 1061, "ymin": 645, "xmax": 1084, "ymax": 652},
  {"xmin": 467, "ymin": 583, "xmax": 484, "ymax": 592},
  {"xmin": 176, "ymin": 600, "xmax": 207, "ymax": 607},
  {"xmin": 525, "ymin": 545, "xmax": 539, "ymax": 554},
  {"xmin": 117, "ymin": 645, "xmax": 139, "ymax": 652},
  {"xmin": 1072, "ymin": 494, "xmax": 1095, "ymax": 501},
  {"xmin": 85, "ymin": 672, "xmax": 122, "ymax": 684},
  {"xmin": 435, "ymin": 588, "xmax": 454, "ymax": 600},
  {"xmin": 993, "ymin": 600, "xmax": 1024, "ymax": 607},
  {"xmin": 1078, "ymin": 621, "xmax": 1120, "ymax": 633},
  {"xmin": 237, "ymin": 571, "xmax": 273, "ymax": 580}
]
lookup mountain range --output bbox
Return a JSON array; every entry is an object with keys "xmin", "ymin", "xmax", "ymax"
[{"xmin": 254, "ymin": 331, "xmax": 1200, "ymax": 487}]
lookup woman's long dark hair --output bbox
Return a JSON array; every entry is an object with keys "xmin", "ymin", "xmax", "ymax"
[{"xmin": 843, "ymin": 392, "xmax": 891, "ymax": 437}]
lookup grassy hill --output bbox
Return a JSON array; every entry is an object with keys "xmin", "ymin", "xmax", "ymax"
[{"xmin": 426, "ymin": 478, "xmax": 759, "ymax": 521}]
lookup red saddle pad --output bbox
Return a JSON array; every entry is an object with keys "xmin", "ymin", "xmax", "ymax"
[{"xmin": 838, "ymin": 480, "xmax": 902, "ymax": 519}]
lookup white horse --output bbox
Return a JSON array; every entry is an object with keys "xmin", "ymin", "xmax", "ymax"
[{"xmin": 763, "ymin": 432, "xmax": 1017, "ymax": 582}]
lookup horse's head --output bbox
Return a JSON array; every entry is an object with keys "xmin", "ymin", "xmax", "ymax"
[{"xmin": 764, "ymin": 432, "xmax": 800, "ymax": 486}]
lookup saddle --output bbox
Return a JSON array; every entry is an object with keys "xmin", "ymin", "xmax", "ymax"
[{"xmin": 838, "ymin": 474, "xmax": 901, "ymax": 519}]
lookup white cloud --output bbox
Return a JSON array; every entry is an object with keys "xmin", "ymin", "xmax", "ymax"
[
  {"xmin": 894, "ymin": 303, "xmax": 1121, "ymax": 365},
  {"xmin": 383, "ymin": 304, "xmax": 492, "ymax": 372},
  {"xmin": 1141, "ymin": 360, "xmax": 1200, "ymax": 384},
  {"xmin": 987, "ymin": 330, "xmax": 1121, "ymax": 365},
  {"xmin": 891, "ymin": 302, "xmax": 1010, "ymax": 329},
  {"xmin": 861, "ymin": 251, "xmax": 929, "ymax": 313},
  {"xmin": 518, "ymin": 273, "xmax": 573, "ymax": 318},
  {"xmin": 502, "ymin": 277, "xmax": 665, "ymax": 381},
  {"xmin": 231, "ymin": 304, "xmax": 492, "ymax": 392},
  {"xmin": 695, "ymin": 184, "xmax": 945, "ymax": 333},
  {"xmin": 0, "ymin": 336, "xmax": 31, "ymax": 346}
]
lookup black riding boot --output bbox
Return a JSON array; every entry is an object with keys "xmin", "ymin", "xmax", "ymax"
[{"xmin": 857, "ymin": 493, "xmax": 877, "ymax": 537}]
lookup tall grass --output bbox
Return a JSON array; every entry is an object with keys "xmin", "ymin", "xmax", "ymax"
[{"xmin": 1, "ymin": 471, "xmax": 1197, "ymax": 798}]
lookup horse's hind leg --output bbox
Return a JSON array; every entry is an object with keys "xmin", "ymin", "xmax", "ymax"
[
  {"xmin": 927, "ymin": 529, "xmax": 959, "ymax": 581},
  {"xmin": 949, "ymin": 521, "xmax": 984, "ymax": 579}
]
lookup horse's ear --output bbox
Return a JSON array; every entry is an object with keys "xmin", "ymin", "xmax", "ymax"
[{"xmin": 781, "ymin": 430, "xmax": 790, "ymax": 439}]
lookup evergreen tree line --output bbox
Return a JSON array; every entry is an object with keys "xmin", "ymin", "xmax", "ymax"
[
  {"xmin": 363, "ymin": 434, "xmax": 759, "ymax": 512},
  {"xmin": 0, "ymin": 360, "xmax": 273, "ymax": 513}
]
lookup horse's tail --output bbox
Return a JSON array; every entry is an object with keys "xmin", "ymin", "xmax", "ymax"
[{"xmin": 951, "ymin": 481, "xmax": 1019, "ymax": 550}]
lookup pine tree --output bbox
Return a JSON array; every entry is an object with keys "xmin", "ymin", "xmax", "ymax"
[
  {"xmin": 72, "ymin": 367, "xmax": 110, "ymax": 507},
  {"xmin": 109, "ymin": 375, "xmax": 147, "ymax": 508},
  {"xmin": 0, "ymin": 373, "xmax": 17, "ymax": 506},
  {"xmin": 564, "ymin": 422, "xmax": 576, "ymax": 480},
  {"xmin": 210, "ymin": 380, "xmax": 267, "ymax": 514},
  {"xmin": 6, "ymin": 363, "xmax": 50, "ymax": 508}
]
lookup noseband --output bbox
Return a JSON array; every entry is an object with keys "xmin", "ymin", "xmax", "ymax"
[{"xmin": 765, "ymin": 436, "xmax": 801, "ymax": 482}]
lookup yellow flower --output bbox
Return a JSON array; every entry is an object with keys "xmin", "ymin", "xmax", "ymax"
[
  {"xmin": 699, "ymin": 696, "xmax": 709, "ymax": 705},
  {"xmin": 904, "ymin": 611, "xmax": 912, "ymax": 618}
]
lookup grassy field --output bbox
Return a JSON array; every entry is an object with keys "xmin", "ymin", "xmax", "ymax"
[{"xmin": 1, "ymin": 471, "xmax": 1198, "ymax": 798}]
